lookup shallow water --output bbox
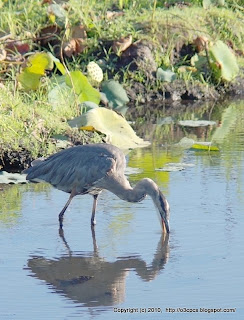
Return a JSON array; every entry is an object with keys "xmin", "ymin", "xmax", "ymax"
[{"xmin": 0, "ymin": 100, "xmax": 244, "ymax": 320}]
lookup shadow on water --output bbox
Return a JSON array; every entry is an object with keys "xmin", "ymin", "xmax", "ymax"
[{"xmin": 26, "ymin": 228, "xmax": 169, "ymax": 307}]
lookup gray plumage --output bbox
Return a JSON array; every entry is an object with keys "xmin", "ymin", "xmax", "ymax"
[{"xmin": 24, "ymin": 143, "xmax": 170, "ymax": 232}]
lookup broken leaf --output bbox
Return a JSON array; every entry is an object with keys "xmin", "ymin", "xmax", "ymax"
[
  {"xmin": 156, "ymin": 68, "xmax": 176, "ymax": 82},
  {"xmin": 69, "ymin": 107, "xmax": 149, "ymax": 149},
  {"xmin": 193, "ymin": 36, "xmax": 209, "ymax": 52},
  {"xmin": 63, "ymin": 38, "xmax": 86, "ymax": 57},
  {"xmin": 71, "ymin": 24, "xmax": 87, "ymax": 39},
  {"xmin": 112, "ymin": 35, "xmax": 132, "ymax": 55}
]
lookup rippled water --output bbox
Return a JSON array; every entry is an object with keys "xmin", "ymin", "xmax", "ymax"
[{"xmin": 0, "ymin": 100, "xmax": 244, "ymax": 319}]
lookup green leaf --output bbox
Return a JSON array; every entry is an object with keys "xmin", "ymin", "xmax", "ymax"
[
  {"xmin": 191, "ymin": 54, "xmax": 208, "ymax": 71},
  {"xmin": 17, "ymin": 52, "xmax": 53, "ymax": 90},
  {"xmin": 156, "ymin": 68, "xmax": 176, "ymax": 82},
  {"xmin": 48, "ymin": 77, "xmax": 76, "ymax": 110},
  {"xmin": 48, "ymin": 52, "xmax": 66, "ymax": 75},
  {"xmin": 17, "ymin": 72, "xmax": 42, "ymax": 91},
  {"xmin": 101, "ymin": 80, "xmax": 129, "ymax": 111},
  {"xmin": 209, "ymin": 40, "xmax": 239, "ymax": 82},
  {"xmin": 65, "ymin": 71, "xmax": 100, "ymax": 104},
  {"xmin": 68, "ymin": 107, "xmax": 149, "ymax": 149}
]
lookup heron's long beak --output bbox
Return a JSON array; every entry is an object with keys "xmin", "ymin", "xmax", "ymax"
[
  {"xmin": 158, "ymin": 195, "xmax": 170, "ymax": 234},
  {"xmin": 160, "ymin": 212, "xmax": 170, "ymax": 234}
]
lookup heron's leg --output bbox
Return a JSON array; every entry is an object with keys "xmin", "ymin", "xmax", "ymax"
[
  {"xmin": 91, "ymin": 194, "xmax": 99, "ymax": 226},
  {"xmin": 59, "ymin": 190, "xmax": 76, "ymax": 228},
  {"xmin": 91, "ymin": 225, "xmax": 98, "ymax": 253}
]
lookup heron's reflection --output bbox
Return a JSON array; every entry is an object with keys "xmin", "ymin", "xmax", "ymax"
[{"xmin": 27, "ymin": 228, "xmax": 169, "ymax": 307}]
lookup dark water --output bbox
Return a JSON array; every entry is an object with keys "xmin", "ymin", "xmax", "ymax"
[{"xmin": 0, "ymin": 100, "xmax": 244, "ymax": 319}]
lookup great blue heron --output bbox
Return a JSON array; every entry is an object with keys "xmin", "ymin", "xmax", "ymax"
[{"xmin": 23, "ymin": 144, "xmax": 170, "ymax": 233}]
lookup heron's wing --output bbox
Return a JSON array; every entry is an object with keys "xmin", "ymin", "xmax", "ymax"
[{"xmin": 24, "ymin": 146, "xmax": 117, "ymax": 193}]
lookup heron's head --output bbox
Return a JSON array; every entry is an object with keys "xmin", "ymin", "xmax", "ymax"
[
  {"xmin": 139, "ymin": 178, "xmax": 170, "ymax": 234},
  {"xmin": 157, "ymin": 190, "xmax": 170, "ymax": 234}
]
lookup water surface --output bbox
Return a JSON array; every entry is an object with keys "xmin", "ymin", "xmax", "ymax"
[{"xmin": 0, "ymin": 100, "xmax": 244, "ymax": 319}]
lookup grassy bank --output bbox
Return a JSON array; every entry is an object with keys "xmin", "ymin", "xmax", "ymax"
[{"xmin": 0, "ymin": 0, "xmax": 244, "ymax": 166}]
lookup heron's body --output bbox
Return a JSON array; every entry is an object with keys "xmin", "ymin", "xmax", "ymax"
[{"xmin": 24, "ymin": 144, "xmax": 170, "ymax": 232}]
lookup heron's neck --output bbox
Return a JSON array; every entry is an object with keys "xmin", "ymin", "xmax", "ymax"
[{"xmin": 106, "ymin": 177, "xmax": 158, "ymax": 203}]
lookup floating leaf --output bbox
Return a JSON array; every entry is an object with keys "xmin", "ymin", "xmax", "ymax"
[
  {"xmin": 174, "ymin": 137, "xmax": 195, "ymax": 149},
  {"xmin": 0, "ymin": 171, "xmax": 28, "ymax": 184},
  {"xmin": 174, "ymin": 137, "xmax": 219, "ymax": 151},
  {"xmin": 101, "ymin": 80, "xmax": 129, "ymax": 110},
  {"xmin": 156, "ymin": 68, "xmax": 176, "ymax": 82},
  {"xmin": 209, "ymin": 40, "xmax": 239, "ymax": 82},
  {"xmin": 69, "ymin": 107, "xmax": 149, "ymax": 149},
  {"xmin": 18, "ymin": 52, "xmax": 53, "ymax": 90},
  {"xmin": 178, "ymin": 120, "xmax": 216, "ymax": 127},
  {"xmin": 191, "ymin": 143, "xmax": 219, "ymax": 151},
  {"xmin": 156, "ymin": 162, "xmax": 195, "ymax": 172},
  {"xmin": 65, "ymin": 71, "xmax": 100, "ymax": 104}
]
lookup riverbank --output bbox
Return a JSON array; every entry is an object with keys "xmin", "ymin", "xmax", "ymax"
[{"xmin": 0, "ymin": 0, "xmax": 244, "ymax": 171}]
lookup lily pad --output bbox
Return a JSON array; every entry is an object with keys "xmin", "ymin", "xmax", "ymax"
[
  {"xmin": 174, "ymin": 137, "xmax": 219, "ymax": 151},
  {"xmin": 69, "ymin": 107, "xmax": 149, "ymax": 149},
  {"xmin": 48, "ymin": 78, "xmax": 76, "ymax": 110},
  {"xmin": 191, "ymin": 143, "xmax": 219, "ymax": 151},
  {"xmin": 156, "ymin": 162, "xmax": 195, "ymax": 172},
  {"xmin": 209, "ymin": 40, "xmax": 239, "ymax": 82},
  {"xmin": 178, "ymin": 120, "xmax": 216, "ymax": 127},
  {"xmin": 65, "ymin": 71, "xmax": 100, "ymax": 104},
  {"xmin": 101, "ymin": 80, "xmax": 129, "ymax": 112},
  {"xmin": 0, "ymin": 171, "xmax": 28, "ymax": 184}
]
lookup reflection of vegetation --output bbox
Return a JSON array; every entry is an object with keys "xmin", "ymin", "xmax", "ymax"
[
  {"xmin": 0, "ymin": 183, "xmax": 51, "ymax": 227},
  {"xmin": 0, "ymin": 184, "xmax": 22, "ymax": 226},
  {"xmin": 108, "ymin": 212, "xmax": 134, "ymax": 236},
  {"xmin": 215, "ymin": 101, "xmax": 244, "ymax": 195},
  {"xmin": 128, "ymin": 100, "xmax": 244, "ymax": 198},
  {"xmin": 212, "ymin": 103, "xmax": 239, "ymax": 143},
  {"xmin": 128, "ymin": 145, "xmax": 180, "ymax": 188}
]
